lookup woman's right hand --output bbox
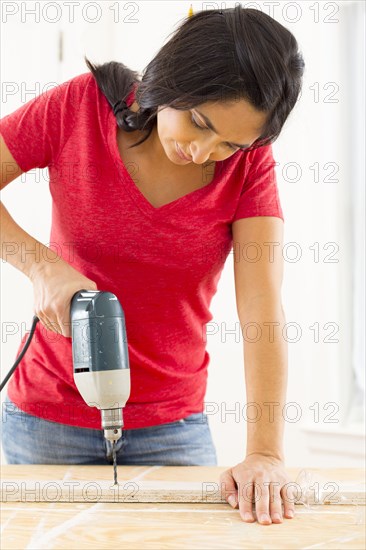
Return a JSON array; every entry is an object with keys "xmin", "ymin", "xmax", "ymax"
[{"xmin": 29, "ymin": 256, "xmax": 98, "ymax": 338}]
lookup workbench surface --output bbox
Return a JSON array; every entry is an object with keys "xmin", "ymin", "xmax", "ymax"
[{"xmin": 1, "ymin": 465, "xmax": 365, "ymax": 549}]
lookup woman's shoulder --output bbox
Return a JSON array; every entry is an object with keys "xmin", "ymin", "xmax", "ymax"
[{"xmin": 63, "ymin": 72, "xmax": 95, "ymax": 96}]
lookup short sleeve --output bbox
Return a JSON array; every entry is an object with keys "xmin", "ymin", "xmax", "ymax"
[
  {"xmin": 232, "ymin": 143, "xmax": 284, "ymax": 222},
  {"xmin": 0, "ymin": 72, "xmax": 92, "ymax": 173}
]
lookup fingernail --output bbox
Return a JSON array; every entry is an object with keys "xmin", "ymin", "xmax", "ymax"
[
  {"xmin": 244, "ymin": 512, "xmax": 253, "ymax": 521},
  {"xmin": 260, "ymin": 514, "xmax": 270, "ymax": 523},
  {"xmin": 272, "ymin": 513, "xmax": 282, "ymax": 522},
  {"xmin": 287, "ymin": 510, "xmax": 294, "ymax": 518},
  {"xmin": 227, "ymin": 495, "xmax": 237, "ymax": 508}
]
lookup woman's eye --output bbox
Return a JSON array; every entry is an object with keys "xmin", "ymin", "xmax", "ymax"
[
  {"xmin": 190, "ymin": 115, "xmax": 238, "ymax": 152},
  {"xmin": 191, "ymin": 116, "xmax": 205, "ymax": 130}
]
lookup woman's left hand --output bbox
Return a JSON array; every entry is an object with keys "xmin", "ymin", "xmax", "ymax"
[{"xmin": 219, "ymin": 453, "xmax": 296, "ymax": 524}]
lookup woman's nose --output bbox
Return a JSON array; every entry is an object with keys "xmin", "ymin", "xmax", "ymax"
[{"xmin": 190, "ymin": 143, "xmax": 213, "ymax": 164}]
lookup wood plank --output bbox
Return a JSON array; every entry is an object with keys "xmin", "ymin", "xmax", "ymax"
[
  {"xmin": 1, "ymin": 502, "xmax": 365, "ymax": 550},
  {"xmin": 1, "ymin": 465, "xmax": 365, "ymax": 504},
  {"xmin": 1, "ymin": 467, "xmax": 365, "ymax": 550}
]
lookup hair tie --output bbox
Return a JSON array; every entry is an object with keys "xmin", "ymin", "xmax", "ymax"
[{"xmin": 113, "ymin": 99, "xmax": 129, "ymax": 116}]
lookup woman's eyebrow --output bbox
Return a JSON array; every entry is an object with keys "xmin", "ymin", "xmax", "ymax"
[{"xmin": 194, "ymin": 108, "xmax": 251, "ymax": 149}]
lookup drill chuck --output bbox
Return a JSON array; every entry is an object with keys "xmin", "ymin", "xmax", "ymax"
[{"xmin": 102, "ymin": 408, "xmax": 124, "ymax": 442}]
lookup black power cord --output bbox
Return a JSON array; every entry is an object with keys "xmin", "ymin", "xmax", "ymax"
[{"xmin": 0, "ymin": 315, "xmax": 39, "ymax": 392}]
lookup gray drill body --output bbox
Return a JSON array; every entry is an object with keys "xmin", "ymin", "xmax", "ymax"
[{"xmin": 70, "ymin": 290, "xmax": 131, "ymax": 443}]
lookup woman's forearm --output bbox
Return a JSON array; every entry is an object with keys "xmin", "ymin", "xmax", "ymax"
[{"xmin": 240, "ymin": 295, "xmax": 288, "ymax": 461}]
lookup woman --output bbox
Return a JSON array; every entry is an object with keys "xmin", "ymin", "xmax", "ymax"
[{"xmin": 0, "ymin": 7, "xmax": 304, "ymax": 524}]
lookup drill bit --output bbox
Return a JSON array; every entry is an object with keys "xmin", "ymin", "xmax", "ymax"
[{"xmin": 112, "ymin": 440, "xmax": 118, "ymax": 485}]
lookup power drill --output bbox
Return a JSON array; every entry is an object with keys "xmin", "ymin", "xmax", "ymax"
[
  {"xmin": 70, "ymin": 290, "xmax": 131, "ymax": 484},
  {"xmin": 0, "ymin": 289, "xmax": 131, "ymax": 485}
]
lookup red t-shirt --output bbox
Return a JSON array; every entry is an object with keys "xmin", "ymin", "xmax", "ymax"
[{"xmin": 0, "ymin": 72, "xmax": 284, "ymax": 429}]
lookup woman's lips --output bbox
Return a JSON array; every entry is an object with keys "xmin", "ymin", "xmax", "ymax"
[{"xmin": 176, "ymin": 142, "xmax": 192, "ymax": 161}]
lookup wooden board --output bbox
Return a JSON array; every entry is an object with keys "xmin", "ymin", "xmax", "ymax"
[
  {"xmin": 1, "ymin": 465, "xmax": 365, "ymax": 505},
  {"xmin": 1, "ymin": 502, "xmax": 365, "ymax": 550},
  {"xmin": 1, "ymin": 467, "xmax": 365, "ymax": 550}
]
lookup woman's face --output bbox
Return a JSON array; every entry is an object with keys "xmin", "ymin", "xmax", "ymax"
[{"xmin": 156, "ymin": 98, "xmax": 268, "ymax": 165}]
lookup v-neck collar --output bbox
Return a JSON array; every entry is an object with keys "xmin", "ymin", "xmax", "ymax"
[{"xmin": 106, "ymin": 108, "xmax": 222, "ymax": 218}]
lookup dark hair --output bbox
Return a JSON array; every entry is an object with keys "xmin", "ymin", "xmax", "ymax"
[{"xmin": 84, "ymin": 6, "xmax": 305, "ymax": 151}]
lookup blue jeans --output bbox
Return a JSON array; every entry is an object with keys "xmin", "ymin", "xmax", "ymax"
[{"xmin": 1, "ymin": 395, "xmax": 217, "ymax": 466}]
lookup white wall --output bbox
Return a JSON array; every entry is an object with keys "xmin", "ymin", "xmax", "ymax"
[{"xmin": 1, "ymin": 1, "xmax": 364, "ymax": 468}]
